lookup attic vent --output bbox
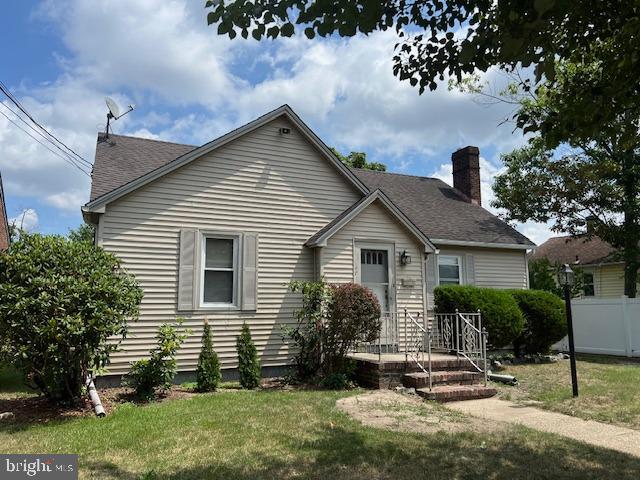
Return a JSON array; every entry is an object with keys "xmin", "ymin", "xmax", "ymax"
[{"xmin": 279, "ymin": 127, "xmax": 291, "ymax": 135}]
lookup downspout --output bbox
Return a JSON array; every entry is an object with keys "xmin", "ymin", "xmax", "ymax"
[{"xmin": 86, "ymin": 376, "xmax": 105, "ymax": 417}]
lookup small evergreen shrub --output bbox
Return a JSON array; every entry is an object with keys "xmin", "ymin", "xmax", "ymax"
[
  {"xmin": 237, "ymin": 323, "xmax": 261, "ymax": 389},
  {"xmin": 126, "ymin": 320, "xmax": 187, "ymax": 399},
  {"xmin": 196, "ymin": 320, "xmax": 222, "ymax": 392},
  {"xmin": 434, "ymin": 285, "xmax": 525, "ymax": 348},
  {"xmin": 510, "ymin": 289, "xmax": 567, "ymax": 354}
]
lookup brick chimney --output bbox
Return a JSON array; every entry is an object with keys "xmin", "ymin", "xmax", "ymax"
[{"xmin": 452, "ymin": 146, "xmax": 481, "ymax": 206}]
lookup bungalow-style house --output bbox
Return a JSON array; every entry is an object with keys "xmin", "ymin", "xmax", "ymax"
[
  {"xmin": 0, "ymin": 173, "xmax": 10, "ymax": 251},
  {"xmin": 531, "ymin": 235, "xmax": 637, "ymax": 298},
  {"xmin": 83, "ymin": 105, "xmax": 534, "ymax": 378}
]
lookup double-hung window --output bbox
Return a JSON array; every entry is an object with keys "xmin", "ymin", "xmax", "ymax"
[
  {"xmin": 583, "ymin": 272, "xmax": 595, "ymax": 297},
  {"xmin": 202, "ymin": 235, "xmax": 239, "ymax": 307},
  {"xmin": 438, "ymin": 255, "xmax": 462, "ymax": 285}
]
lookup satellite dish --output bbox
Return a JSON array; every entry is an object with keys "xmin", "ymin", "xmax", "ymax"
[
  {"xmin": 103, "ymin": 97, "xmax": 134, "ymax": 139},
  {"xmin": 105, "ymin": 97, "xmax": 120, "ymax": 118}
]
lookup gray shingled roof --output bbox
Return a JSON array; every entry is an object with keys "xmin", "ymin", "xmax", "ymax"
[
  {"xmin": 89, "ymin": 133, "xmax": 534, "ymax": 247},
  {"xmin": 530, "ymin": 235, "xmax": 618, "ymax": 265},
  {"xmin": 351, "ymin": 169, "xmax": 534, "ymax": 246},
  {"xmin": 90, "ymin": 134, "xmax": 195, "ymax": 201}
]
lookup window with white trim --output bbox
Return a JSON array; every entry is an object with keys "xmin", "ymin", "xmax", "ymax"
[
  {"xmin": 583, "ymin": 272, "xmax": 595, "ymax": 297},
  {"xmin": 438, "ymin": 255, "xmax": 462, "ymax": 285},
  {"xmin": 201, "ymin": 235, "xmax": 239, "ymax": 306}
]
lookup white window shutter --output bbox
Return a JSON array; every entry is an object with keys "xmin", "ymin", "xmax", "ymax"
[
  {"xmin": 241, "ymin": 233, "xmax": 258, "ymax": 311},
  {"xmin": 178, "ymin": 229, "xmax": 198, "ymax": 311},
  {"xmin": 465, "ymin": 253, "xmax": 476, "ymax": 285},
  {"xmin": 425, "ymin": 253, "xmax": 438, "ymax": 309}
]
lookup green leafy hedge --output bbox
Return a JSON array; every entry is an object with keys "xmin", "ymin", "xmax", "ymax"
[
  {"xmin": 434, "ymin": 285, "xmax": 525, "ymax": 348},
  {"xmin": 509, "ymin": 289, "xmax": 567, "ymax": 354}
]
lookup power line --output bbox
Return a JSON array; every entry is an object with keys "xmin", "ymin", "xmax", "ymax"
[
  {"xmin": 0, "ymin": 81, "xmax": 93, "ymax": 168},
  {"xmin": 0, "ymin": 109, "xmax": 91, "ymax": 177},
  {"xmin": 0, "ymin": 102, "xmax": 91, "ymax": 173}
]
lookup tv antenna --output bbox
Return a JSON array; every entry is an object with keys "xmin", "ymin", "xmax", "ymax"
[{"xmin": 105, "ymin": 97, "xmax": 133, "ymax": 138}]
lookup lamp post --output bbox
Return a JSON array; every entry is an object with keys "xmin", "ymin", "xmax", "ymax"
[{"xmin": 559, "ymin": 264, "xmax": 579, "ymax": 397}]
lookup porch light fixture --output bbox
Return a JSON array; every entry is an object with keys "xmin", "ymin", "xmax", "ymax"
[
  {"xmin": 400, "ymin": 250, "xmax": 412, "ymax": 265},
  {"xmin": 558, "ymin": 263, "xmax": 579, "ymax": 397}
]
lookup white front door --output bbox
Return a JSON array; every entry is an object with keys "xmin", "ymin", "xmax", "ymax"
[{"xmin": 360, "ymin": 248, "xmax": 393, "ymax": 344}]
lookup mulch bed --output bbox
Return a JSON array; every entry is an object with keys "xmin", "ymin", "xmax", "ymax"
[{"xmin": 0, "ymin": 378, "xmax": 290, "ymax": 426}]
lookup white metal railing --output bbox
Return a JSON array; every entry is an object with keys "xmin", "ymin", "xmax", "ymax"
[
  {"xmin": 353, "ymin": 312, "xmax": 399, "ymax": 358},
  {"xmin": 433, "ymin": 310, "xmax": 488, "ymax": 386},
  {"xmin": 404, "ymin": 310, "xmax": 432, "ymax": 388}
]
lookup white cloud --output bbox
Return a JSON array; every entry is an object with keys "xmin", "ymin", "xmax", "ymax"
[
  {"xmin": 45, "ymin": 190, "xmax": 87, "ymax": 211},
  {"xmin": 9, "ymin": 208, "xmax": 39, "ymax": 232}
]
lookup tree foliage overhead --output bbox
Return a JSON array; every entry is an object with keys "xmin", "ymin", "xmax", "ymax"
[
  {"xmin": 330, "ymin": 148, "xmax": 386, "ymax": 171},
  {"xmin": 205, "ymin": 1, "xmax": 640, "ymax": 137}
]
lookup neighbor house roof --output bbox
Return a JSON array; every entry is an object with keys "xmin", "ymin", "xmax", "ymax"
[
  {"xmin": 0, "ymin": 172, "xmax": 9, "ymax": 250},
  {"xmin": 530, "ymin": 236, "xmax": 618, "ymax": 266},
  {"xmin": 305, "ymin": 189, "xmax": 436, "ymax": 252},
  {"xmin": 352, "ymin": 169, "xmax": 534, "ymax": 248}
]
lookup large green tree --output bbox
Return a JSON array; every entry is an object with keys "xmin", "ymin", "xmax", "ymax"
[
  {"xmin": 205, "ymin": 1, "xmax": 640, "ymax": 139},
  {"xmin": 330, "ymin": 148, "xmax": 386, "ymax": 171},
  {"xmin": 492, "ymin": 62, "xmax": 640, "ymax": 297}
]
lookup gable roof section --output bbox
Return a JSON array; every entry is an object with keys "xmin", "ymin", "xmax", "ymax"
[
  {"xmin": 0, "ymin": 173, "xmax": 9, "ymax": 250},
  {"xmin": 530, "ymin": 235, "xmax": 618, "ymax": 266},
  {"xmin": 305, "ymin": 189, "xmax": 436, "ymax": 253},
  {"xmin": 352, "ymin": 169, "xmax": 534, "ymax": 248},
  {"xmin": 84, "ymin": 105, "xmax": 369, "ymax": 211}
]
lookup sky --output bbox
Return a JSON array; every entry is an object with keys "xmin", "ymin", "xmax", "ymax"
[{"xmin": 0, "ymin": 0, "xmax": 553, "ymax": 244}]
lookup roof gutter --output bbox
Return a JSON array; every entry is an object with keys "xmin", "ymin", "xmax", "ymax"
[{"xmin": 431, "ymin": 238, "xmax": 535, "ymax": 250}]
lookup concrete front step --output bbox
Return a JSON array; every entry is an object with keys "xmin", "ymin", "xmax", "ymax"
[
  {"xmin": 416, "ymin": 385, "xmax": 497, "ymax": 402},
  {"xmin": 402, "ymin": 370, "xmax": 482, "ymax": 389}
]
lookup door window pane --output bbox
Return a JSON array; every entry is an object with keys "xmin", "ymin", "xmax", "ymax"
[{"xmin": 361, "ymin": 249, "xmax": 388, "ymax": 283}]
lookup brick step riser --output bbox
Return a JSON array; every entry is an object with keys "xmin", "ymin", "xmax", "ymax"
[
  {"xmin": 415, "ymin": 386, "xmax": 497, "ymax": 403},
  {"xmin": 403, "ymin": 378, "xmax": 480, "ymax": 388}
]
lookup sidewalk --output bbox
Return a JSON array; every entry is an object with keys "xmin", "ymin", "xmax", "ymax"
[{"xmin": 447, "ymin": 398, "xmax": 640, "ymax": 457}]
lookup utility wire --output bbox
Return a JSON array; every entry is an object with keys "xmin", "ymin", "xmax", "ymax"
[
  {"xmin": 0, "ymin": 109, "xmax": 91, "ymax": 177},
  {"xmin": 0, "ymin": 102, "xmax": 90, "ymax": 173},
  {"xmin": 0, "ymin": 81, "xmax": 93, "ymax": 168}
]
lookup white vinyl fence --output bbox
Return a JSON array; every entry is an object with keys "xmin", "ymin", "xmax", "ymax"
[{"xmin": 553, "ymin": 297, "xmax": 640, "ymax": 357}]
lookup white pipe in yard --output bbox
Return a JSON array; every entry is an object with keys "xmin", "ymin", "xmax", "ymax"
[{"xmin": 86, "ymin": 376, "xmax": 106, "ymax": 417}]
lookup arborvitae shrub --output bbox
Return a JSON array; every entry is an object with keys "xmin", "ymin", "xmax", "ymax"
[
  {"xmin": 196, "ymin": 320, "xmax": 222, "ymax": 392},
  {"xmin": 236, "ymin": 323, "xmax": 261, "ymax": 389}
]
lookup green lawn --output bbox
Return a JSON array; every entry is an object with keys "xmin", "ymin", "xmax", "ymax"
[
  {"xmin": 496, "ymin": 354, "xmax": 640, "ymax": 429},
  {"xmin": 1, "ymin": 384, "xmax": 640, "ymax": 479}
]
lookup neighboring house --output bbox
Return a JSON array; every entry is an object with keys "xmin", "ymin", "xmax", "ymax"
[
  {"xmin": 0, "ymin": 173, "xmax": 9, "ymax": 251},
  {"xmin": 82, "ymin": 105, "xmax": 534, "ymax": 377},
  {"xmin": 531, "ymin": 235, "xmax": 636, "ymax": 297}
]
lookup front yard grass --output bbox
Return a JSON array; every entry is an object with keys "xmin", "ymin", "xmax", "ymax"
[
  {"xmin": 495, "ymin": 354, "xmax": 640, "ymax": 429},
  {"xmin": 1, "ymin": 385, "xmax": 640, "ymax": 479}
]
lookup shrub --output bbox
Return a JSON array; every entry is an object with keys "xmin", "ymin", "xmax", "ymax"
[
  {"xmin": 510, "ymin": 289, "xmax": 567, "ymax": 355},
  {"xmin": 196, "ymin": 320, "xmax": 222, "ymax": 392},
  {"xmin": 434, "ymin": 285, "xmax": 525, "ymax": 348},
  {"xmin": 324, "ymin": 283, "xmax": 381, "ymax": 374},
  {"xmin": 285, "ymin": 280, "xmax": 380, "ymax": 384},
  {"xmin": 237, "ymin": 323, "xmax": 261, "ymax": 389},
  {"xmin": 126, "ymin": 320, "xmax": 187, "ymax": 399},
  {"xmin": 283, "ymin": 280, "xmax": 330, "ymax": 380},
  {"xmin": 0, "ymin": 233, "xmax": 143, "ymax": 404}
]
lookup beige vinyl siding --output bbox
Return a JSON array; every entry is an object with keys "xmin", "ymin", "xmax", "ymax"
[
  {"xmin": 99, "ymin": 117, "xmax": 361, "ymax": 375},
  {"xmin": 598, "ymin": 264, "xmax": 626, "ymax": 297},
  {"xmin": 322, "ymin": 199, "xmax": 426, "ymax": 348},
  {"xmin": 436, "ymin": 247, "xmax": 528, "ymax": 290}
]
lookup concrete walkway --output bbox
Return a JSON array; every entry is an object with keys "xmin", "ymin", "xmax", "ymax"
[{"xmin": 447, "ymin": 398, "xmax": 640, "ymax": 457}]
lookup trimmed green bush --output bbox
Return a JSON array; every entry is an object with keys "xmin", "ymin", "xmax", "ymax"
[
  {"xmin": 237, "ymin": 323, "xmax": 261, "ymax": 389},
  {"xmin": 196, "ymin": 320, "xmax": 222, "ymax": 392},
  {"xmin": 126, "ymin": 321, "xmax": 187, "ymax": 400},
  {"xmin": 0, "ymin": 233, "xmax": 142, "ymax": 404},
  {"xmin": 434, "ymin": 285, "xmax": 525, "ymax": 348},
  {"xmin": 510, "ymin": 289, "xmax": 567, "ymax": 354}
]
